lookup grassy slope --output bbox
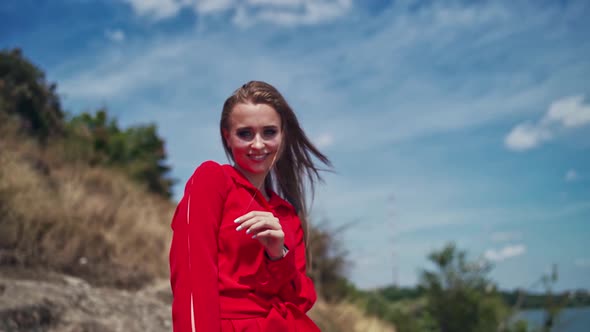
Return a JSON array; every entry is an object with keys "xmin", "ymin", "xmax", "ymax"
[{"xmin": 0, "ymin": 116, "xmax": 173, "ymax": 288}]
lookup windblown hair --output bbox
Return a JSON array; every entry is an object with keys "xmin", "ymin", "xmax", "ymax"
[{"xmin": 220, "ymin": 81, "xmax": 332, "ymax": 267}]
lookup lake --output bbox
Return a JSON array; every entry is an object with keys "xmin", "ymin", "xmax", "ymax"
[{"xmin": 514, "ymin": 307, "xmax": 590, "ymax": 332}]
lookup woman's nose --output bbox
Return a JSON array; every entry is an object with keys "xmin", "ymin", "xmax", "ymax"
[{"xmin": 251, "ymin": 134, "xmax": 265, "ymax": 150}]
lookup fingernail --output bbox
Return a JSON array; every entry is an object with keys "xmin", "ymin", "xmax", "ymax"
[
  {"xmin": 245, "ymin": 229, "xmax": 250, "ymax": 234},
  {"xmin": 251, "ymin": 235, "xmax": 257, "ymax": 239},
  {"xmin": 234, "ymin": 218, "xmax": 240, "ymax": 223},
  {"xmin": 236, "ymin": 225, "xmax": 242, "ymax": 231}
]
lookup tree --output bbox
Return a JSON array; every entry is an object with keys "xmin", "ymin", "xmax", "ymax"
[
  {"xmin": 67, "ymin": 109, "xmax": 175, "ymax": 198},
  {"xmin": 308, "ymin": 221, "xmax": 355, "ymax": 302},
  {"xmin": 420, "ymin": 242, "xmax": 524, "ymax": 332},
  {"xmin": 0, "ymin": 48, "xmax": 64, "ymax": 141}
]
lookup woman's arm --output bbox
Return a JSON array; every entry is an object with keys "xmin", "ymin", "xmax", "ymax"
[
  {"xmin": 277, "ymin": 218, "xmax": 317, "ymax": 313},
  {"xmin": 238, "ymin": 213, "xmax": 316, "ymax": 312},
  {"xmin": 244, "ymin": 213, "xmax": 317, "ymax": 311},
  {"xmin": 169, "ymin": 161, "xmax": 228, "ymax": 332}
]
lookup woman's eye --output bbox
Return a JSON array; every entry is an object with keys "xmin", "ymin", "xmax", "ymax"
[
  {"xmin": 237, "ymin": 130, "xmax": 253, "ymax": 139},
  {"xmin": 263, "ymin": 128, "xmax": 277, "ymax": 138}
]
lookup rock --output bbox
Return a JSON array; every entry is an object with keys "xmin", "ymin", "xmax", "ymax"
[
  {"xmin": 0, "ymin": 271, "xmax": 171, "ymax": 332},
  {"xmin": 0, "ymin": 300, "xmax": 60, "ymax": 332}
]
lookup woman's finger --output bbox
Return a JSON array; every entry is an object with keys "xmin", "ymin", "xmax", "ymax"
[
  {"xmin": 234, "ymin": 211, "xmax": 273, "ymax": 224},
  {"xmin": 235, "ymin": 215, "xmax": 279, "ymax": 232},
  {"xmin": 235, "ymin": 216, "xmax": 264, "ymax": 231},
  {"xmin": 246, "ymin": 218, "xmax": 281, "ymax": 234},
  {"xmin": 252, "ymin": 229, "xmax": 284, "ymax": 240}
]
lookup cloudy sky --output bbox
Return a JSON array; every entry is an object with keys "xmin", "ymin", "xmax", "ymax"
[{"xmin": 2, "ymin": 0, "xmax": 589, "ymax": 291}]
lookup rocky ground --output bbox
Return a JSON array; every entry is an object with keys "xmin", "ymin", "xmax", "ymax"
[
  {"xmin": 0, "ymin": 268, "xmax": 172, "ymax": 332},
  {"xmin": 0, "ymin": 267, "xmax": 395, "ymax": 332}
]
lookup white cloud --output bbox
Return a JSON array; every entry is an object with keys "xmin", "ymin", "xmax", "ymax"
[
  {"xmin": 565, "ymin": 169, "xmax": 579, "ymax": 182},
  {"xmin": 60, "ymin": 2, "xmax": 589, "ymax": 154},
  {"xmin": 315, "ymin": 133, "xmax": 334, "ymax": 149},
  {"xmin": 505, "ymin": 95, "xmax": 590, "ymax": 151},
  {"xmin": 105, "ymin": 29, "xmax": 126, "ymax": 42},
  {"xmin": 194, "ymin": 0, "xmax": 235, "ymax": 14},
  {"xmin": 484, "ymin": 244, "xmax": 526, "ymax": 262},
  {"xmin": 60, "ymin": 41, "xmax": 190, "ymax": 99},
  {"xmin": 122, "ymin": 0, "xmax": 352, "ymax": 25},
  {"xmin": 491, "ymin": 231, "xmax": 521, "ymax": 242},
  {"xmin": 504, "ymin": 122, "xmax": 552, "ymax": 151},
  {"xmin": 234, "ymin": 0, "xmax": 352, "ymax": 27},
  {"xmin": 122, "ymin": 0, "xmax": 187, "ymax": 20},
  {"xmin": 545, "ymin": 95, "xmax": 590, "ymax": 128},
  {"xmin": 574, "ymin": 258, "xmax": 590, "ymax": 268}
]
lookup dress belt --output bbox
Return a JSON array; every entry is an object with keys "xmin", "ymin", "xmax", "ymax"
[
  {"xmin": 264, "ymin": 298, "xmax": 320, "ymax": 332},
  {"xmin": 219, "ymin": 294, "xmax": 320, "ymax": 332}
]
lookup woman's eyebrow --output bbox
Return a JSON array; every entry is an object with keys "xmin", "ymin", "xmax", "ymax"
[{"xmin": 235, "ymin": 125, "xmax": 278, "ymax": 130}]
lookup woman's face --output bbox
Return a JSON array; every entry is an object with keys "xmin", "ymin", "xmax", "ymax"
[{"xmin": 224, "ymin": 102, "xmax": 283, "ymax": 184}]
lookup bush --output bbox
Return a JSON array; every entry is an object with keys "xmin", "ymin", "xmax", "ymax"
[
  {"xmin": 308, "ymin": 221, "xmax": 356, "ymax": 302},
  {"xmin": 420, "ymin": 242, "xmax": 527, "ymax": 332},
  {"xmin": 0, "ymin": 48, "xmax": 64, "ymax": 140},
  {"xmin": 65, "ymin": 110, "xmax": 175, "ymax": 198}
]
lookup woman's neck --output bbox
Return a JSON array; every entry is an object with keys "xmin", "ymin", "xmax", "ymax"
[{"xmin": 234, "ymin": 164, "xmax": 269, "ymax": 199}]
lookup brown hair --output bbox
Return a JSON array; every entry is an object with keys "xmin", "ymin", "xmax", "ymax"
[{"xmin": 220, "ymin": 81, "xmax": 332, "ymax": 267}]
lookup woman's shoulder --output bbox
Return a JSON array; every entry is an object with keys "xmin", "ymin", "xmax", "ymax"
[
  {"xmin": 195, "ymin": 160, "xmax": 222, "ymax": 172},
  {"xmin": 186, "ymin": 160, "xmax": 231, "ymax": 186},
  {"xmin": 178, "ymin": 161, "xmax": 233, "ymax": 199}
]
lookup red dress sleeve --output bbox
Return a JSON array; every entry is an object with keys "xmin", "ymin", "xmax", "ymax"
[
  {"xmin": 248, "ymin": 213, "xmax": 317, "ymax": 313},
  {"xmin": 276, "ymin": 216, "xmax": 317, "ymax": 313},
  {"xmin": 169, "ymin": 161, "xmax": 228, "ymax": 332}
]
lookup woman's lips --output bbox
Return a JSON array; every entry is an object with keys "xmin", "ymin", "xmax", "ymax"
[{"xmin": 248, "ymin": 153, "xmax": 270, "ymax": 162}]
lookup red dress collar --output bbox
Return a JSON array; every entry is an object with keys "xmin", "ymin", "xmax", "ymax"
[{"xmin": 221, "ymin": 164, "xmax": 296, "ymax": 213}]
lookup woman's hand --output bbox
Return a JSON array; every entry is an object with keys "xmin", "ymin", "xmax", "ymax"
[{"xmin": 235, "ymin": 211, "xmax": 285, "ymax": 259}]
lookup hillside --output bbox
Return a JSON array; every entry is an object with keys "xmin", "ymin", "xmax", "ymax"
[{"xmin": 0, "ymin": 114, "xmax": 173, "ymax": 289}]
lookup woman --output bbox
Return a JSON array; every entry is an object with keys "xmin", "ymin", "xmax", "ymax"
[{"xmin": 169, "ymin": 81, "xmax": 331, "ymax": 331}]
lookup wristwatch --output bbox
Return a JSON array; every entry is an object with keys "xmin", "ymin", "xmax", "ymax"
[{"xmin": 267, "ymin": 245, "xmax": 289, "ymax": 261}]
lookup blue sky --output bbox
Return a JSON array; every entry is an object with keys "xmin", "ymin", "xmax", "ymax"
[{"xmin": 2, "ymin": 0, "xmax": 589, "ymax": 292}]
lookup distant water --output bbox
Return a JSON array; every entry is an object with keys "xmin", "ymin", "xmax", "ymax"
[{"xmin": 514, "ymin": 307, "xmax": 590, "ymax": 332}]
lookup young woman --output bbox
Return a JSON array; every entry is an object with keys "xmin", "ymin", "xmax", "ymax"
[{"xmin": 169, "ymin": 81, "xmax": 331, "ymax": 331}]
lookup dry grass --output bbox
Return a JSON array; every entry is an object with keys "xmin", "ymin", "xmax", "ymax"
[
  {"xmin": 309, "ymin": 299, "xmax": 396, "ymax": 332},
  {"xmin": 0, "ymin": 118, "xmax": 174, "ymax": 289}
]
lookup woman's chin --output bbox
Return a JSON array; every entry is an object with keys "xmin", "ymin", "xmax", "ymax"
[
  {"xmin": 247, "ymin": 164, "xmax": 271, "ymax": 175},
  {"xmin": 237, "ymin": 156, "xmax": 274, "ymax": 173},
  {"xmin": 236, "ymin": 162, "xmax": 270, "ymax": 176}
]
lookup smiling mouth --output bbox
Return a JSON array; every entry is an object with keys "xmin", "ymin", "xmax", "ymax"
[{"xmin": 248, "ymin": 153, "xmax": 270, "ymax": 161}]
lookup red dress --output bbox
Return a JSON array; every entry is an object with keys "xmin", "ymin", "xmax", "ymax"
[{"xmin": 169, "ymin": 161, "xmax": 320, "ymax": 332}]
